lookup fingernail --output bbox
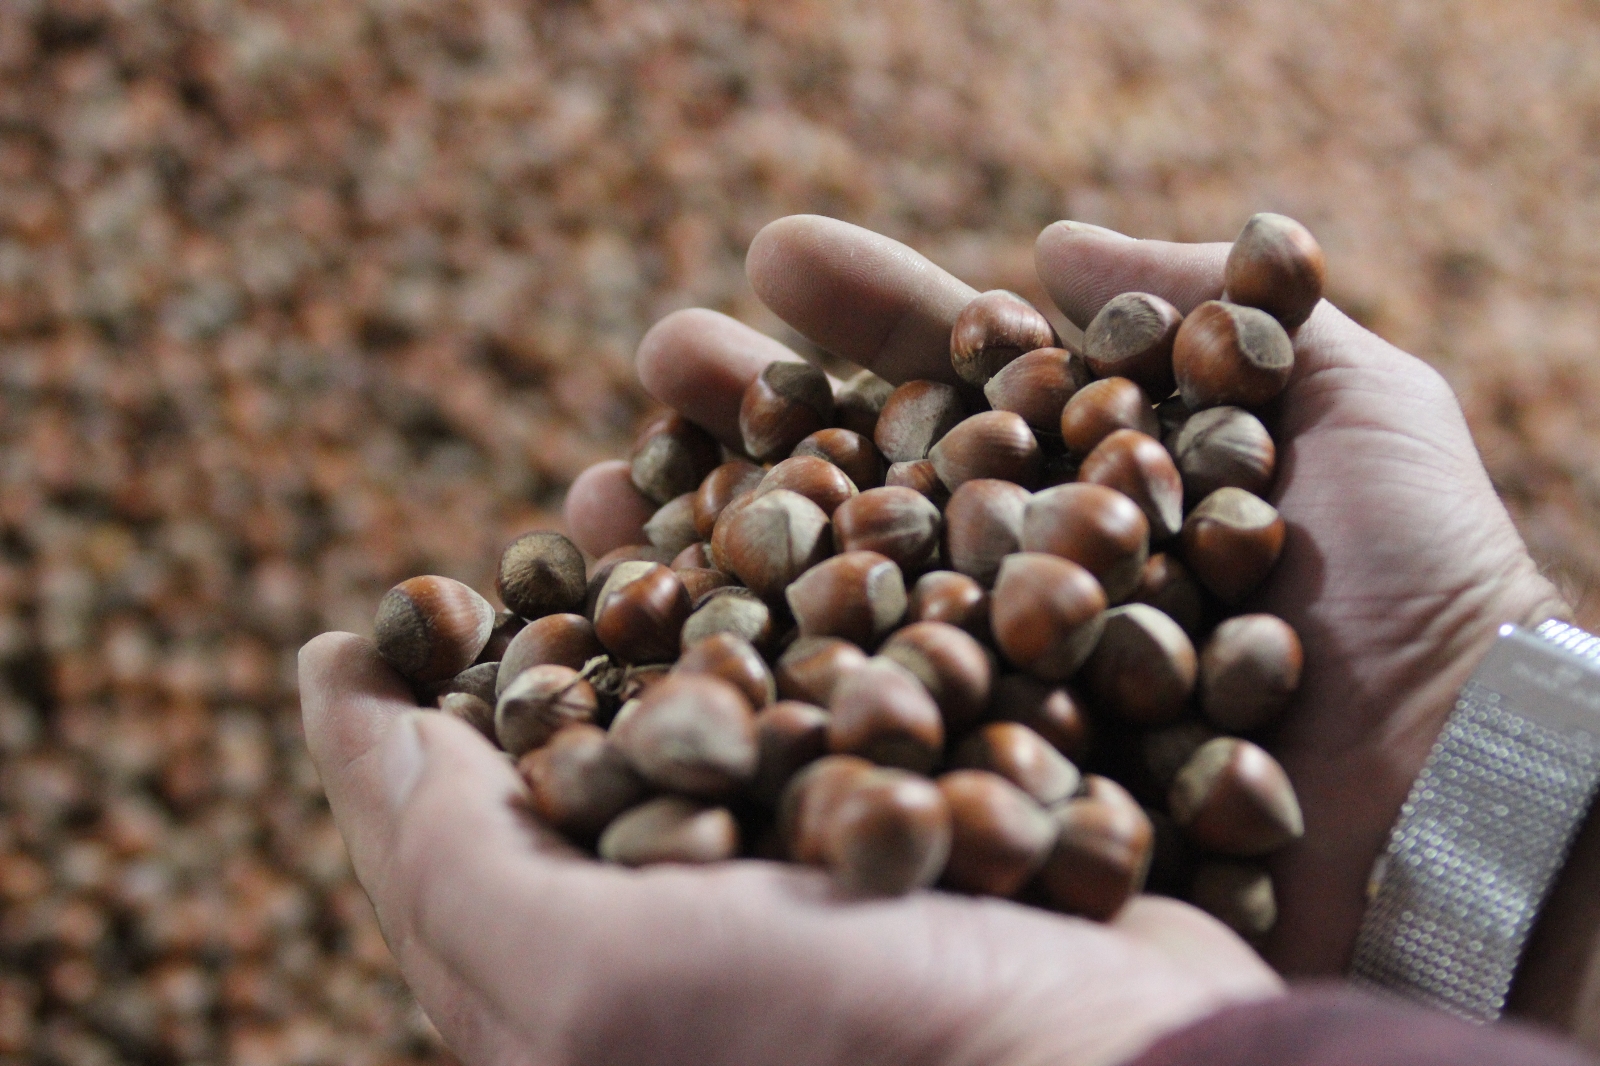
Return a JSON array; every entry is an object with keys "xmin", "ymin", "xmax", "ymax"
[
  {"xmin": 383, "ymin": 712, "xmax": 427, "ymax": 813},
  {"xmin": 1060, "ymin": 221, "xmax": 1134, "ymax": 241}
]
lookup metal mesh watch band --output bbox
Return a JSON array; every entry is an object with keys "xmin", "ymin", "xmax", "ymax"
[{"xmin": 1348, "ymin": 620, "xmax": 1600, "ymax": 1021}]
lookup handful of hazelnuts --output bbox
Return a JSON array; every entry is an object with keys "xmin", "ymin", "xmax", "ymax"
[{"xmin": 372, "ymin": 213, "xmax": 1320, "ymax": 941}]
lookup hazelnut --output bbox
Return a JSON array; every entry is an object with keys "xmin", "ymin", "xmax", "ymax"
[
  {"xmin": 988, "ymin": 675, "xmax": 1091, "ymax": 763},
  {"xmin": 675, "ymin": 566, "xmax": 735, "ymax": 603},
  {"xmin": 754, "ymin": 454, "xmax": 858, "ymax": 517},
  {"xmin": 497, "ymin": 613, "xmax": 605, "ymax": 696},
  {"xmin": 950, "ymin": 290, "xmax": 1057, "ymax": 387},
  {"xmin": 786, "ymin": 550, "xmax": 907, "ymax": 648},
  {"xmin": 1142, "ymin": 721, "xmax": 1220, "ymax": 789},
  {"xmin": 1035, "ymin": 776, "xmax": 1154, "ymax": 920},
  {"xmin": 1169, "ymin": 405, "xmax": 1276, "ymax": 503},
  {"xmin": 907, "ymin": 570, "xmax": 990, "ymax": 641},
  {"xmin": 598, "ymin": 796, "xmax": 741, "ymax": 866},
  {"xmin": 828, "ymin": 656, "xmax": 945, "ymax": 773},
  {"xmin": 629, "ymin": 411, "xmax": 722, "ymax": 505},
  {"xmin": 874, "ymin": 380, "xmax": 965, "ymax": 463},
  {"xmin": 819, "ymin": 768, "xmax": 953, "ymax": 895},
  {"xmin": 496, "ymin": 532, "xmax": 587, "ymax": 620},
  {"xmin": 1179, "ymin": 488, "xmax": 1285, "ymax": 604},
  {"xmin": 1131, "ymin": 553, "xmax": 1209, "ymax": 641},
  {"xmin": 983, "ymin": 347, "xmax": 1091, "ymax": 435},
  {"xmin": 929, "ymin": 411, "xmax": 1042, "ymax": 492},
  {"xmin": 517, "ymin": 723, "xmax": 647, "ymax": 841},
  {"xmin": 942, "ymin": 479, "xmax": 1030, "ymax": 587},
  {"xmin": 1224, "ymin": 213, "xmax": 1325, "ymax": 330},
  {"xmin": 884, "ymin": 459, "xmax": 950, "ymax": 508},
  {"xmin": 774, "ymin": 636, "xmax": 869, "ymax": 706},
  {"xmin": 938, "ymin": 770, "xmax": 1057, "ymax": 897},
  {"xmin": 834, "ymin": 368, "xmax": 895, "ymax": 439},
  {"xmin": 706, "ymin": 492, "xmax": 756, "ymax": 573},
  {"xmin": 438, "ymin": 692, "xmax": 497, "ymax": 742},
  {"xmin": 692, "ymin": 460, "xmax": 765, "ymax": 539},
  {"xmin": 585, "ymin": 547, "xmax": 674, "ymax": 617},
  {"xmin": 832, "ymin": 487, "xmax": 943, "ymax": 572},
  {"xmin": 951, "ymin": 721, "xmax": 1080, "ymax": 807},
  {"xmin": 592, "ymin": 561, "xmax": 692, "ymax": 664},
  {"xmin": 680, "ymin": 587, "xmax": 775, "ymax": 653},
  {"xmin": 1198, "ymin": 614, "xmax": 1302, "ymax": 732},
  {"xmin": 1081, "ymin": 604, "xmax": 1197, "ymax": 725},
  {"xmin": 715, "ymin": 489, "xmax": 833, "ymax": 600},
  {"xmin": 751, "ymin": 701, "xmax": 831, "ymax": 804},
  {"xmin": 477, "ymin": 610, "xmax": 527, "ymax": 665},
  {"xmin": 1021, "ymin": 483, "xmax": 1150, "ymax": 603},
  {"xmin": 675, "ymin": 632, "xmax": 776, "ymax": 709},
  {"xmin": 1189, "ymin": 859, "xmax": 1277, "ymax": 941},
  {"xmin": 1078, "ymin": 429, "xmax": 1183, "ymax": 542},
  {"xmin": 1082, "ymin": 292, "xmax": 1182, "ymax": 397},
  {"xmin": 778, "ymin": 754, "xmax": 876, "ymax": 863},
  {"xmin": 1059, "ymin": 377, "xmax": 1160, "ymax": 457},
  {"xmin": 495, "ymin": 664, "xmax": 599, "ymax": 757},
  {"xmin": 375, "ymin": 575, "xmax": 497, "ymax": 685},
  {"xmin": 642, "ymin": 492, "xmax": 701, "ymax": 556},
  {"xmin": 792, "ymin": 427, "xmax": 886, "ymax": 490},
  {"xmin": 1172, "ymin": 301, "xmax": 1294, "ymax": 411},
  {"xmin": 879, "ymin": 621, "xmax": 992, "ymax": 734},
  {"xmin": 430, "ymin": 661, "xmax": 499, "ymax": 707},
  {"xmin": 990, "ymin": 553, "xmax": 1107, "ymax": 681},
  {"xmin": 739, "ymin": 360, "xmax": 835, "ymax": 461},
  {"xmin": 1169, "ymin": 737, "xmax": 1303, "ymax": 856},
  {"xmin": 609, "ymin": 673, "xmax": 758, "ymax": 798},
  {"xmin": 671, "ymin": 542, "xmax": 713, "ymax": 570}
]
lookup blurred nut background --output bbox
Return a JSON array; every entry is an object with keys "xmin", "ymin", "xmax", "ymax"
[{"xmin": 1, "ymin": 1, "xmax": 1599, "ymax": 1063}]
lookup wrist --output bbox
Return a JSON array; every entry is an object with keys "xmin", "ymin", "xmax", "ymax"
[
  {"xmin": 1341, "ymin": 581, "xmax": 1600, "ymax": 1030},
  {"xmin": 1266, "ymin": 561, "xmax": 1569, "ymax": 975}
]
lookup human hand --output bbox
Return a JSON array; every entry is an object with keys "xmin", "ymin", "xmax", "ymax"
[
  {"xmin": 1029, "ymin": 222, "xmax": 1567, "ymax": 975},
  {"xmin": 299, "ymin": 632, "xmax": 1278, "ymax": 1066},
  {"xmin": 567, "ymin": 214, "xmax": 1565, "ymax": 979}
]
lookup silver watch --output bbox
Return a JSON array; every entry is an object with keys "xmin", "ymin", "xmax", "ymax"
[{"xmin": 1349, "ymin": 620, "xmax": 1600, "ymax": 1021}]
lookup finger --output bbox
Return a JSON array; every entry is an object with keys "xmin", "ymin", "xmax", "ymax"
[
  {"xmin": 747, "ymin": 215, "xmax": 978, "ymax": 386},
  {"xmin": 299, "ymin": 632, "xmax": 430, "ymax": 885},
  {"xmin": 1033, "ymin": 221, "xmax": 1389, "ymax": 384},
  {"xmin": 636, "ymin": 308, "xmax": 807, "ymax": 449},
  {"xmin": 301, "ymin": 633, "xmax": 590, "ymax": 1057},
  {"xmin": 1113, "ymin": 897, "xmax": 1282, "ymax": 1000},
  {"xmin": 1033, "ymin": 221, "xmax": 1230, "ymax": 329},
  {"xmin": 388, "ymin": 712, "xmax": 611, "ymax": 1050},
  {"xmin": 563, "ymin": 460, "xmax": 656, "ymax": 558}
]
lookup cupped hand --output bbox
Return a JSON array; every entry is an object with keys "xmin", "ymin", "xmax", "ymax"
[
  {"xmin": 568, "ymin": 215, "xmax": 1566, "ymax": 977},
  {"xmin": 300, "ymin": 633, "xmax": 1277, "ymax": 1066},
  {"xmin": 1029, "ymin": 223, "xmax": 1567, "ymax": 973}
]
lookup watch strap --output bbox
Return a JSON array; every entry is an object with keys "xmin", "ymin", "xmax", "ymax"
[{"xmin": 1348, "ymin": 621, "xmax": 1600, "ymax": 1021}]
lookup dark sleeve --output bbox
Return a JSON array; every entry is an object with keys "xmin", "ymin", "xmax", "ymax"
[{"xmin": 1127, "ymin": 984, "xmax": 1598, "ymax": 1066}]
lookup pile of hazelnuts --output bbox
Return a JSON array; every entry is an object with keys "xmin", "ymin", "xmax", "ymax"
[{"xmin": 371, "ymin": 213, "xmax": 1321, "ymax": 941}]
